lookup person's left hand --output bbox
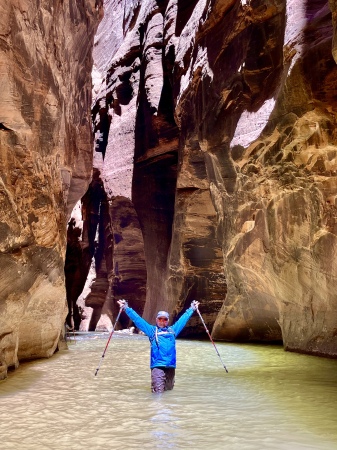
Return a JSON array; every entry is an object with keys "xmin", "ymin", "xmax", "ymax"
[{"xmin": 190, "ymin": 300, "xmax": 200, "ymax": 311}]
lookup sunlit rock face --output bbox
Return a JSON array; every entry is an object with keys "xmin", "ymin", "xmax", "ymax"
[
  {"xmin": 213, "ymin": 0, "xmax": 337, "ymax": 357},
  {"xmin": 0, "ymin": 0, "xmax": 102, "ymax": 379},
  {"xmin": 90, "ymin": 0, "xmax": 167, "ymax": 328},
  {"xmin": 93, "ymin": 0, "xmax": 337, "ymax": 356}
]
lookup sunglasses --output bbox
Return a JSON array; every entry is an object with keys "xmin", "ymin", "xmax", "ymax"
[{"xmin": 157, "ymin": 317, "xmax": 169, "ymax": 321}]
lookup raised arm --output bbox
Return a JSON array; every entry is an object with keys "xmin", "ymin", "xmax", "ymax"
[
  {"xmin": 118, "ymin": 299, "xmax": 154, "ymax": 337},
  {"xmin": 172, "ymin": 301, "xmax": 200, "ymax": 336}
]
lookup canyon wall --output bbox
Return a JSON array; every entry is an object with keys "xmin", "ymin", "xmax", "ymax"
[
  {"xmin": 0, "ymin": 0, "xmax": 102, "ymax": 379},
  {"xmin": 2, "ymin": 0, "xmax": 336, "ymax": 381},
  {"xmin": 91, "ymin": 0, "xmax": 337, "ymax": 356}
]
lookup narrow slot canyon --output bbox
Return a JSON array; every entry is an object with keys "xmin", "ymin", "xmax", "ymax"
[
  {"xmin": 2, "ymin": 0, "xmax": 337, "ymax": 383},
  {"xmin": 2, "ymin": 2, "xmax": 337, "ymax": 449}
]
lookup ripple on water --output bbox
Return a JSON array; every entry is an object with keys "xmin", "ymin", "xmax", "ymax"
[{"xmin": 0, "ymin": 335, "xmax": 337, "ymax": 450}]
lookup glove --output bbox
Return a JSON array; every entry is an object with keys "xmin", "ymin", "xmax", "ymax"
[
  {"xmin": 190, "ymin": 300, "xmax": 200, "ymax": 311},
  {"xmin": 117, "ymin": 299, "xmax": 128, "ymax": 310}
]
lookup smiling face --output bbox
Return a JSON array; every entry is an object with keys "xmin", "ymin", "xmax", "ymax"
[{"xmin": 156, "ymin": 316, "xmax": 169, "ymax": 327}]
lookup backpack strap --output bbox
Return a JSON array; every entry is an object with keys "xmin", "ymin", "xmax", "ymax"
[
  {"xmin": 149, "ymin": 327, "xmax": 159, "ymax": 347},
  {"xmin": 150, "ymin": 326, "xmax": 175, "ymax": 347},
  {"xmin": 168, "ymin": 326, "xmax": 175, "ymax": 336}
]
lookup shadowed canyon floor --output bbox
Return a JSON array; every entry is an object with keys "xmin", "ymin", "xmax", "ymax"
[{"xmin": 0, "ymin": 335, "xmax": 337, "ymax": 450}]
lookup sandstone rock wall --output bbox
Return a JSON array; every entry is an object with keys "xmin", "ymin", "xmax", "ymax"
[
  {"xmin": 0, "ymin": 0, "xmax": 102, "ymax": 379},
  {"xmin": 93, "ymin": 0, "xmax": 337, "ymax": 357},
  {"xmin": 65, "ymin": 172, "xmax": 147, "ymax": 332},
  {"xmin": 64, "ymin": 0, "xmax": 147, "ymax": 332}
]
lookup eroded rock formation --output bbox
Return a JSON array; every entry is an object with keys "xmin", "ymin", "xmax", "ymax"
[
  {"xmin": 2, "ymin": 0, "xmax": 336, "ymax": 381},
  {"xmin": 0, "ymin": 0, "xmax": 102, "ymax": 379},
  {"xmin": 65, "ymin": 172, "xmax": 146, "ymax": 331},
  {"xmin": 91, "ymin": 0, "xmax": 337, "ymax": 356}
]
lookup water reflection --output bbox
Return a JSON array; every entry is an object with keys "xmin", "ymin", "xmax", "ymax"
[{"xmin": 0, "ymin": 333, "xmax": 337, "ymax": 450}]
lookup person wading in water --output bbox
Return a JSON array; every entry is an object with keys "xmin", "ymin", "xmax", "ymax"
[{"xmin": 117, "ymin": 299, "xmax": 200, "ymax": 393}]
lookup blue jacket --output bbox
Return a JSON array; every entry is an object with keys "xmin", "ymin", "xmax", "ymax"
[{"xmin": 124, "ymin": 307, "xmax": 194, "ymax": 368}]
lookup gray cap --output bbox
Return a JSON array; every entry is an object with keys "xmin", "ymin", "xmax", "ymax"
[{"xmin": 156, "ymin": 311, "xmax": 169, "ymax": 319}]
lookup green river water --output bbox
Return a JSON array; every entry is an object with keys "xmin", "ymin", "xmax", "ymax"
[{"xmin": 0, "ymin": 333, "xmax": 337, "ymax": 449}]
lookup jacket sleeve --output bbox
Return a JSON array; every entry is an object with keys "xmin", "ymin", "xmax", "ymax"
[
  {"xmin": 124, "ymin": 307, "xmax": 154, "ymax": 337},
  {"xmin": 172, "ymin": 307, "xmax": 194, "ymax": 337}
]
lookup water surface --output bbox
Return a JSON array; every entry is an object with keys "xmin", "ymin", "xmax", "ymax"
[{"xmin": 1, "ymin": 333, "xmax": 337, "ymax": 449}]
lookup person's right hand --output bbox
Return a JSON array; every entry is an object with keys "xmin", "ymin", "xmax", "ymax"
[
  {"xmin": 190, "ymin": 300, "xmax": 200, "ymax": 311},
  {"xmin": 117, "ymin": 299, "xmax": 128, "ymax": 310}
]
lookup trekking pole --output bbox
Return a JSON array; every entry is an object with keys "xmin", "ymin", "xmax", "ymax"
[
  {"xmin": 196, "ymin": 307, "xmax": 228, "ymax": 372},
  {"xmin": 94, "ymin": 307, "xmax": 123, "ymax": 376},
  {"xmin": 70, "ymin": 314, "xmax": 76, "ymax": 344}
]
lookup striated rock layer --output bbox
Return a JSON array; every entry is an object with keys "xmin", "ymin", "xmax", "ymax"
[
  {"xmin": 92, "ymin": 0, "xmax": 337, "ymax": 357},
  {"xmin": 0, "ymin": 0, "xmax": 102, "ymax": 379},
  {"xmin": 65, "ymin": 170, "xmax": 146, "ymax": 332}
]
